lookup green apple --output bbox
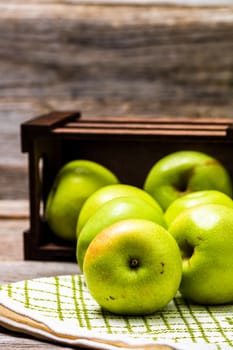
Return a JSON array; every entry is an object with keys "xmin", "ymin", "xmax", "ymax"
[
  {"xmin": 77, "ymin": 183, "xmax": 163, "ymax": 235},
  {"xmin": 77, "ymin": 196, "xmax": 167, "ymax": 271},
  {"xmin": 165, "ymin": 190, "xmax": 233, "ymax": 227},
  {"xmin": 143, "ymin": 150, "xmax": 233, "ymax": 211},
  {"xmin": 45, "ymin": 160, "xmax": 119, "ymax": 242},
  {"xmin": 168, "ymin": 203, "xmax": 233, "ymax": 304},
  {"xmin": 83, "ymin": 219, "xmax": 182, "ymax": 315}
]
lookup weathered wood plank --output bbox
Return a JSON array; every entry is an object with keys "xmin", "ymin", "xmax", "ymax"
[
  {"xmin": 0, "ymin": 3, "xmax": 232, "ymax": 115},
  {"xmin": 4, "ymin": 0, "xmax": 233, "ymax": 4},
  {"xmin": 0, "ymin": 261, "xmax": 79, "ymax": 284},
  {"xmin": 0, "ymin": 198, "xmax": 81, "ymax": 348},
  {"xmin": 0, "ymin": 221, "xmax": 25, "ymax": 261},
  {"xmin": 0, "ymin": 328, "xmax": 77, "ymax": 350},
  {"xmin": 0, "ymin": 166, "xmax": 28, "ymax": 200},
  {"xmin": 0, "ymin": 200, "xmax": 28, "ymax": 219}
]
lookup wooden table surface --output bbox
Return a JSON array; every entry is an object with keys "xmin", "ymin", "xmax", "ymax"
[{"xmin": 0, "ymin": 200, "xmax": 82, "ymax": 349}]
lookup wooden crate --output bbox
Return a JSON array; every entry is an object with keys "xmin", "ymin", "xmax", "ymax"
[{"xmin": 21, "ymin": 112, "xmax": 233, "ymax": 261}]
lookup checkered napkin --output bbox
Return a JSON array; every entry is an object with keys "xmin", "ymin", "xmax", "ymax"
[{"xmin": 0, "ymin": 275, "xmax": 232, "ymax": 350}]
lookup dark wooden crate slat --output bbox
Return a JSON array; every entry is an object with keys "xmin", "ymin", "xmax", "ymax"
[
  {"xmin": 21, "ymin": 114, "xmax": 233, "ymax": 143},
  {"xmin": 68, "ymin": 116, "xmax": 233, "ymax": 125},
  {"xmin": 24, "ymin": 230, "xmax": 76, "ymax": 262},
  {"xmin": 21, "ymin": 111, "xmax": 80, "ymax": 152},
  {"xmin": 53, "ymin": 127, "xmax": 227, "ymax": 137},
  {"xmin": 61, "ymin": 121, "xmax": 229, "ymax": 131},
  {"xmin": 51, "ymin": 114, "xmax": 233, "ymax": 137},
  {"xmin": 22, "ymin": 111, "xmax": 80, "ymax": 129}
]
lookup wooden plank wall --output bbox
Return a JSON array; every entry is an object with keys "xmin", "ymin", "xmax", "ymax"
[{"xmin": 1, "ymin": 1, "xmax": 233, "ymax": 199}]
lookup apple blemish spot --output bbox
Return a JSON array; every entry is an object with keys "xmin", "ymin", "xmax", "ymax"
[{"xmin": 160, "ymin": 262, "xmax": 165, "ymax": 274}]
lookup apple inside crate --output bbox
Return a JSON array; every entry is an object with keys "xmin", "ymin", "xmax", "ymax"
[{"xmin": 21, "ymin": 111, "xmax": 233, "ymax": 261}]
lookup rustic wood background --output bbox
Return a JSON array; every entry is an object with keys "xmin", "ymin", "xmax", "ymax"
[{"xmin": 1, "ymin": 1, "xmax": 233, "ymax": 199}]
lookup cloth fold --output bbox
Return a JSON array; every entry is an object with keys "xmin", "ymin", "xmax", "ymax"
[{"xmin": 0, "ymin": 274, "xmax": 232, "ymax": 350}]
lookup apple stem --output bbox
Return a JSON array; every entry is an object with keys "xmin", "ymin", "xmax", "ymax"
[{"xmin": 130, "ymin": 258, "xmax": 139, "ymax": 269}]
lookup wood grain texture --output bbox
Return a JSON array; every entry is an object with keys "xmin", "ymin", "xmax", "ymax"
[
  {"xmin": 1, "ymin": 2, "xmax": 233, "ymax": 113},
  {"xmin": 1, "ymin": 2, "xmax": 232, "ymax": 107},
  {"xmin": 0, "ymin": 199, "xmax": 80, "ymax": 349},
  {"xmin": 0, "ymin": 327, "xmax": 78, "ymax": 350},
  {"xmin": 0, "ymin": 1, "xmax": 233, "ymax": 199}
]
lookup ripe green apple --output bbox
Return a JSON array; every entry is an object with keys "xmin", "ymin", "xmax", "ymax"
[
  {"xmin": 165, "ymin": 190, "xmax": 233, "ymax": 227},
  {"xmin": 45, "ymin": 160, "xmax": 119, "ymax": 242},
  {"xmin": 77, "ymin": 183, "xmax": 163, "ymax": 235},
  {"xmin": 77, "ymin": 196, "xmax": 167, "ymax": 271},
  {"xmin": 143, "ymin": 150, "xmax": 233, "ymax": 211},
  {"xmin": 168, "ymin": 203, "xmax": 233, "ymax": 304},
  {"xmin": 83, "ymin": 219, "xmax": 182, "ymax": 315}
]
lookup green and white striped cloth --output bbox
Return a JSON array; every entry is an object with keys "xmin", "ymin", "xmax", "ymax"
[{"xmin": 0, "ymin": 274, "xmax": 232, "ymax": 350}]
